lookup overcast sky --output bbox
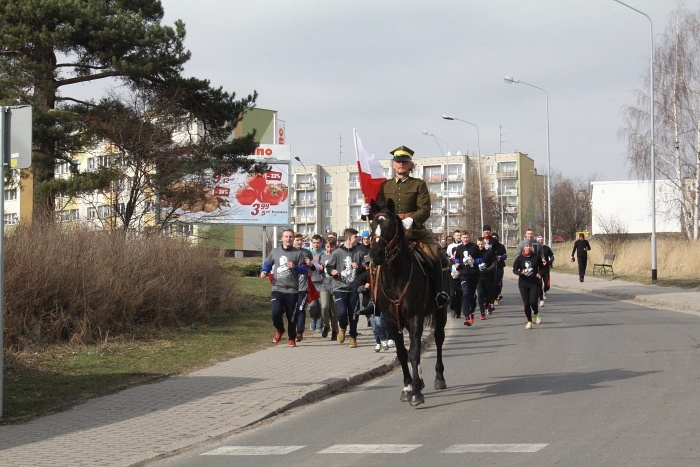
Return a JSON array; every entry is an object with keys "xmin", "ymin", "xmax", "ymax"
[{"xmin": 155, "ymin": 0, "xmax": 690, "ymax": 181}]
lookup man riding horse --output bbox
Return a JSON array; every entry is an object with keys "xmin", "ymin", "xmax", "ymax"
[{"xmin": 362, "ymin": 145, "xmax": 451, "ymax": 308}]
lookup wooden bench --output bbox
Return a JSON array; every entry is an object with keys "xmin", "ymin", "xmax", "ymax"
[{"xmin": 593, "ymin": 253, "xmax": 615, "ymax": 276}]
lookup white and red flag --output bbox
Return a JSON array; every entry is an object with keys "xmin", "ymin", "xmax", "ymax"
[{"xmin": 353, "ymin": 129, "xmax": 386, "ymax": 203}]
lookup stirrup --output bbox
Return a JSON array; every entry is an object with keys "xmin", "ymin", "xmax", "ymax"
[{"xmin": 435, "ymin": 291, "xmax": 450, "ymax": 307}]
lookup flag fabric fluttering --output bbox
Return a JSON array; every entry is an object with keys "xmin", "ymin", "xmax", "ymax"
[{"xmin": 354, "ymin": 129, "xmax": 386, "ymax": 204}]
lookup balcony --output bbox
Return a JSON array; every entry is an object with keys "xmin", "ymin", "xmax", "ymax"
[
  {"xmin": 296, "ymin": 216, "xmax": 316, "ymax": 224},
  {"xmin": 499, "ymin": 170, "xmax": 518, "ymax": 179},
  {"xmin": 348, "ymin": 180, "xmax": 360, "ymax": 189},
  {"xmin": 431, "ymin": 208, "xmax": 444, "ymax": 216},
  {"xmin": 295, "ymin": 199, "xmax": 316, "ymax": 207},
  {"xmin": 425, "ymin": 174, "xmax": 443, "ymax": 183},
  {"xmin": 446, "ymin": 174, "xmax": 464, "ymax": 181},
  {"xmin": 500, "ymin": 189, "xmax": 518, "ymax": 196},
  {"xmin": 295, "ymin": 182, "xmax": 315, "ymax": 190},
  {"xmin": 505, "ymin": 206, "xmax": 519, "ymax": 213},
  {"xmin": 349, "ymin": 197, "xmax": 364, "ymax": 206}
]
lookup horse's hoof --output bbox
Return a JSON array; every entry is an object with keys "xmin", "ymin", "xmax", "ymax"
[
  {"xmin": 410, "ymin": 393, "xmax": 424, "ymax": 406},
  {"xmin": 434, "ymin": 379, "xmax": 447, "ymax": 390},
  {"xmin": 400, "ymin": 390, "xmax": 412, "ymax": 402}
]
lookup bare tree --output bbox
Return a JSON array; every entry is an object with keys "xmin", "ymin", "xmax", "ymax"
[
  {"xmin": 551, "ymin": 174, "xmax": 592, "ymax": 240},
  {"xmin": 620, "ymin": 7, "xmax": 700, "ymax": 239},
  {"xmin": 454, "ymin": 158, "xmax": 499, "ymax": 235},
  {"xmin": 595, "ymin": 214, "xmax": 631, "ymax": 254}
]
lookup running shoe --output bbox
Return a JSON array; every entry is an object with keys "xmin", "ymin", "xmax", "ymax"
[
  {"xmin": 295, "ymin": 333, "xmax": 303, "ymax": 342},
  {"xmin": 480, "ymin": 314, "xmax": 486, "ymax": 320},
  {"xmin": 309, "ymin": 318, "xmax": 317, "ymax": 331},
  {"xmin": 349, "ymin": 337, "xmax": 357, "ymax": 348},
  {"xmin": 543, "ymin": 292, "xmax": 547, "ymax": 300},
  {"xmin": 464, "ymin": 317, "xmax": 472, "ymax": 326},
  {"xmin": 535, "ymin": 315, "xmax": 542, "ymax": 324},
  {"xmin": 331, "ymin": 331, "xmax": 338, "ymax": 341},
  {"xmin": 273, "ymin": 330, "xmax": 283, "ymax": 343},
  {"xmin": 288, "ymin": 339, "xmax": 297, "ymax": 347},
  {"xmin": 539, "ymin": 300, "xmax": 545, "ymax": 307},
  {"xmin": 381, "ymin": 341, "xmax": 389, "ymax": 351},
  {"xmin": 374, "ymin": 343, "xmax": 382, "ymax": 352},
  {"xmin": 338, "ymin": 328, "xmax": 346, "ymax": 343},
  {"xmin": 525, "ymin": 321, "xmax": 532, "ymax": 329},
  {"xmin": 469, "ymin": 314, "xmax": 475, "ymax": 325},
  {"xmin": 498, "ymin": 294, "xmax": 503, "ymax": 300},
  {"xmin": 387, "ymin": 339, "xmax": 396, "ymax": 348}
]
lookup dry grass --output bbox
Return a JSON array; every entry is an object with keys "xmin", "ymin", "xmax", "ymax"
[
  {"xmin": 3, "ymin": 221, "xmax": 237, "ymax": 350},
  {"xmin": 551, "ymin": 237, "xmax": 700, "ymax": 286}
]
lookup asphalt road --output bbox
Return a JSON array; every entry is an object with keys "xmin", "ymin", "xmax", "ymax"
[{"xmin": 155, "ymin": 284, "xmax": 700, "ymax": 466}]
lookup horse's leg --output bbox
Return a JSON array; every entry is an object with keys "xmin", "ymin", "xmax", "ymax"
[
  {"xmin": 434, "ymin": 306, "xmax": 447, "ymax": 390},
  {"xmin": 408, "ymin": 316, "xmax": 425, "ymax": 406},
  {"xmin": 390, "ymin": 325, "xmax": 412, "ymax": 402}
]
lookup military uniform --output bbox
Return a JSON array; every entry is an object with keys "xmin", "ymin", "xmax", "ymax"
[{"xmin": 375, "ymin": 176, "xmax": 432, "ymax": 243}]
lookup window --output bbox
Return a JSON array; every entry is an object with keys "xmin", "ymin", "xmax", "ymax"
[
  {"xmin": 485, "ymin": 165, "xmax": 494, "ymax": 175},
  {"xmin": 97, "ymin": 205, "xmax": 110, "ymax": 219},
  {"xmin": 168, "ymin": 223, "xmax": 193, "ymax": 237},
  {"xmin": 113, "ymin": 178, "xmax": 126, "ymax": 191},
  {"xmin": 324, "ymin": 191, "xmax": 333, "ymax": 202},
  {"xmin": 350, "ymin": 206, "xmax": 362, "ymax": 220},
  {"xmin": 4, "ymin": 189, "xmax": 17, "ymax": 201},
  {"xmin": 96, "ymin": 156, "xmax": 111, "ymax": 168},
  {"xmin": 325, "ymin": 208, "xmax": 333, "ymax": 218},
  {"xmin": 56, "ymin": 209, "xmax": 79, "ymax": 222},
  {"xmin": 348, "ymin": 173, "xmax": 360, "ymax": 188},
  {"xmin": 4, "ymin": 213, "xmax": 18, "ymax": 225},
  {"xmin": 324, "ymin": 175, "xmax": 333, "ymax": 185},
  {"xmin": 423, "ymin": 165, "xmax": 442, "ymax": 182},
  {"xmin": 54, "ymin": 162, "xmax": 73, "ymax": 175},
  {"xmin": 87, "ymin": 157, "xmax": 95, "ymax": 170}
]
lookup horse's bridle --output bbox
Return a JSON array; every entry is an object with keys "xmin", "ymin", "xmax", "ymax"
[
  {"xmin": 371, "ymin": 212, "xmax": 403, "ymax": 265},
  {"xmin": 371, "ymin": 211, "xmax": 414, "ymax": 319}
]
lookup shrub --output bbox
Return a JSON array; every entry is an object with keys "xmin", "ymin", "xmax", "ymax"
[{"xmin": 3, "ymin": 222, "xmax": 237, "ymax": 350}]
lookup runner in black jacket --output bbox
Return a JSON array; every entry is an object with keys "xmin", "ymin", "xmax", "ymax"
[{"xmin": 512, "ymin": 241, "xmax": 543, "ymax": 329}]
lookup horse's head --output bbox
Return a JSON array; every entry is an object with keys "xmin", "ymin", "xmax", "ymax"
[{"xmin": 369, "ymin": 199, "xmax": 405, "ymax": 265}]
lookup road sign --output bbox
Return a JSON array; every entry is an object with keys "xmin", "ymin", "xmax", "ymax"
[{"xmin": 3, "ymin": 106, "xmax": 33, "ymax": 169}]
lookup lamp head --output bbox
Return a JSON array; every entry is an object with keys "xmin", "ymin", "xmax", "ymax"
[
  {"xmin": 422, "ymin": 130, "xmax": 430, "ymax": 136},
  {"xmin": 442, "ymin": 115, "xmax": 454, "ymax": 120},
  {"xmin": 294, "ymin": 156, "xmax": 301, "ymax": 162},
  {"xmin": 504, "ymin": 76, "xmax": 518, "ymax": 84}
]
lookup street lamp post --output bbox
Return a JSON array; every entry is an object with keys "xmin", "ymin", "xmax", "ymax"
[
  {"xmin": 423, "ymin": 130, "xmax": 450, "ymax": 234},
  {"xmin": 612, "ymin": 0, "xmax": 656, "ymax": 281},
  {"xmin": 442, "ymin": 115, "xmax": 484, "ymax": 230},
  {"xmin": 504, "ymin": 75, "xmax": 552, "ymax": 247}
]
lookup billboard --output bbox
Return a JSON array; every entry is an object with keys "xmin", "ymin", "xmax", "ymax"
[{"xmin": 163, "ymin": 162, "xmax": 291, "ymax": 226}]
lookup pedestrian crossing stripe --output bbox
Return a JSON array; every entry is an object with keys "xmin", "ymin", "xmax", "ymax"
[
  {"xmin": 200, "ymin": 443, "xmax": 547, "ymax": 455},
  {"xmin": 319, "ymin": 444, "xmax": 421, "ymax": 454},
  {"xmin": 201, "ymin": 446, "xmax": 305, "ymax": 455},
  {"xmin": 442, "ymin": 444, "xmax": 548, "ymax": 453}
]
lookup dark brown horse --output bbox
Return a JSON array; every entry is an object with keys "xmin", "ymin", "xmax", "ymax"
[{"xmin": 368, "ymin": 199, "xmax": 448, "ymax": 406}]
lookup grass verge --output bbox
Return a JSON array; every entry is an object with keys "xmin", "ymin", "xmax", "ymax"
[{"xmin": 2, "ymin": 276, "xmax": 272, "ymax": 423}]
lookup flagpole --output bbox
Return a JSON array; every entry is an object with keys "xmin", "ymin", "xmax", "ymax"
[{"xmin": 353, "ymin": 128, "xmax": 376, "ymax": 298}]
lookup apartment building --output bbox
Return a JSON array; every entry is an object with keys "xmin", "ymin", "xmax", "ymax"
[{"xmin": 289, "ymin": 151, "xmax": 540, "ymax": 247}]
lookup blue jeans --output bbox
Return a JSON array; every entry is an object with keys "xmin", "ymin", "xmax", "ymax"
[
  {"xmin": 370, "ymin": 313, "xmax": 388, "ymax": 344},
  {"xmin": 271, "ymin": 291, "xmax": 298, "ymax": 340},
  {"xmin": 334, "ymin": 291, "xmax": 359, "ymax": 338}
]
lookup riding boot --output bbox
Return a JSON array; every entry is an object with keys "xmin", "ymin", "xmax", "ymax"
[
  {"xmin": 432, "ymin": 257, "xmax": 450, "ymax": 308},
  {"xmin": 357, "ymin": 300, "xmax": 377, "ymax": 316}
]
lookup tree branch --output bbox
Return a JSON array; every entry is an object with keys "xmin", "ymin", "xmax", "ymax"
[{"xmin": 56, "ymin": 71, "xmax": 123, "ymax": 87}]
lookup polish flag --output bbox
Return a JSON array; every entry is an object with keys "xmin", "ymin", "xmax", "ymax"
[{"xmin": 353, "ymin": 129, "xmax": 386, "ymax": 203}]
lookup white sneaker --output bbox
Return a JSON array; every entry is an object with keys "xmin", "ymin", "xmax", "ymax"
[
  {"xmin": 543, "ymin": 292, "xmax": 547, "ymax": 300},
  {"xmin": 381, "ymin": 341, "xmax": 389, "ymax": 351},
  {"xmin": 387, "ymin": 339, "xmax": 395, "ymax": 348},
  {"xmin": 374, "ymin": 343, "xmax": 381, "ymax": 352},
  {"xmin": 539, "ymin": 300, "xmax": 545, "ymax": 307}
]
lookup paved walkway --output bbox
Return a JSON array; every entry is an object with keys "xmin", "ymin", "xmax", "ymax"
[{"xmin": 0, "ymin": 272, "xmax": 698, "ymax": 466}]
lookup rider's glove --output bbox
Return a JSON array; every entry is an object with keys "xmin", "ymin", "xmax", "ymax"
[
  {"xmin": 361, "ymin": 204, "xmax": 371, "ymax": 216},
  {"xmin": 402, "ymin": 217, "xmax": 414, "ymax": 230}
]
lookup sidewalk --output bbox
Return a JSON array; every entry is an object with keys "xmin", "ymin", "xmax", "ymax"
[{"xmin": 1, "ymin": 274, "xmax": 698, "ymax": 466}]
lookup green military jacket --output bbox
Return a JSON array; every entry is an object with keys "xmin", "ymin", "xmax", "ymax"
[{"xmin": 376, "ymin": 176, "xmax": 433, "ymax": 242}]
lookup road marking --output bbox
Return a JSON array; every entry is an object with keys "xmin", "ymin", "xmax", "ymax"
[
  {"xmin": 201, "ymin": 446, "xmax": 306, "ymax": 456},
  {"xmin": 442, "ymin": 444, "xmax": 548, "ymax": 453},
  {"xmin": 319, "ymin": 444, "xmax": 421, "ymax": 454}
]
